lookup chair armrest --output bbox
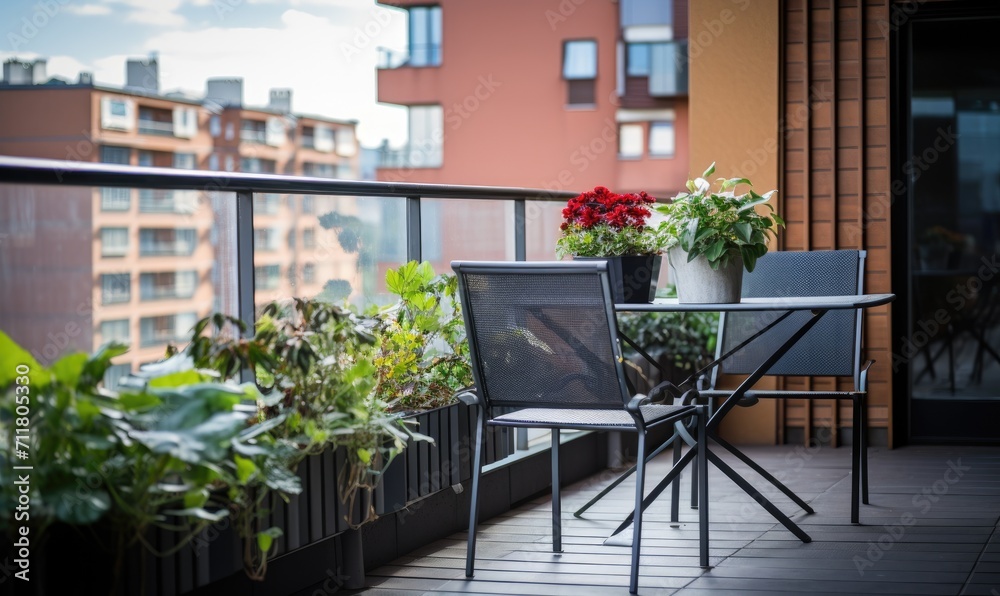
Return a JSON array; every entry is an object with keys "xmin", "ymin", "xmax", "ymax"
[
  {"xmin": 647, "ymin": 379, "xmax": 682, "ymax": 404},
  {"xmin": 454, "ymin": 386, "xmax": 480, "ymax": 406},
  {"xmin": 859, "ymin": 359, "xmax": 875, "ymax": 392},
  {"xmin": 626, "ymin": 394, "xmax": 652, "ymax": 412}
]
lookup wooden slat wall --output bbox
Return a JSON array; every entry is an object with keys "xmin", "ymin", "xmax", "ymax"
[{"xmin": 781, "ymin": 0, "xmax": 894, "ymax": 446}]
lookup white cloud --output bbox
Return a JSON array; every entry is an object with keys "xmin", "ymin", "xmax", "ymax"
[
  {"xmin": 113, "ymin": 0, "xmax": 186, "ymax": 26},
  {"xmin": 63, "ymin": 4, "xmax": 113, "ymax": 16}
]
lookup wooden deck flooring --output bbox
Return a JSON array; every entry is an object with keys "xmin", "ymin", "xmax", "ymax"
[{"xmin": 355, "ymin": 444, "xmax": 1000, "ymax": 595}]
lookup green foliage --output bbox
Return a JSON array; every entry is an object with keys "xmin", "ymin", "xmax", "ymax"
[
  {"xmin": 372, "ymin": 261, "xmax": 473, "ymax": 412},
  {"xmin": 616, "ymin": 286, "xmax": 719, "ymax": 375},
  {"xmin": 657, "ymin": 163, "xmax": 785, "ymax": 272},
  {"xmin": 556, "ymin": 224, "xmax": 663, "ymax": 258},
  {"xmin": 0, "ymin": 331, "xmax": 296, "ymax": 586}
]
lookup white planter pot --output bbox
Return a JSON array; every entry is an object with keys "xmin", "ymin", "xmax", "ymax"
[{"xmin": 668, "ymin": 246, "xmax": 744, "ymax": 303}]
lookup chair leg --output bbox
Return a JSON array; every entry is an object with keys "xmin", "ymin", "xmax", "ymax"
[
  {"xmin": 671, "ymin": 434, "xmax": 681, "ymax": 523},
  {"xmin": 690, "ymin": 442, "xmax": 699, "ymax": 510},
  {"xmin": 465, "ymin": 411, "xmax": 487, "ymax": 577},
  {"xmin": 551, "ymin": 429, "xmax": 562, "ymax": 553},
  {"xmin": 851, "ymin": 395, "xmax": 861, "ymax": 524},
  {"xmin": 697, "ymin": 406, "xmax": 709, "ymax": 568},
  {"xmin": 860, "ymin": 394, "xmax": 870, "ymax": 504},
  {"xmin": 630, "ymin": 431, "xmax": 647, "ymax": 594}
]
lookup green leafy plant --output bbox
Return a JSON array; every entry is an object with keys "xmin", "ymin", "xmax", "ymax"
[
  {"xmin": 371, "ymin": 261, "xmax": 473, "ymax": 412},
  {"xmin": 0, "ymin": 330, "xmax": 297, "ymax": 592},
  {"xmin": 657, "ymin": 163, "xmax": 784, "ymax": 272},
  {"xmin": 617, "ymin": 286, "xmax": 719, "ymax": 381}
]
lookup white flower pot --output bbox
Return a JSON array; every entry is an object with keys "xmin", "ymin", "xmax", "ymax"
[{"xmin": 668, "ymin": 246, "xmax": 744, "ymax": 303}]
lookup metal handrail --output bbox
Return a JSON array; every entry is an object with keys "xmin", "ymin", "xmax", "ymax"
[{"xmin": 0, "ymin": 156, "xmax": 578, "ymax": 201}]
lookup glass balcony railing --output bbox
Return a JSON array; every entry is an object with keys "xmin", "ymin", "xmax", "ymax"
[
  {"xmin": 0, "ymin": 155, "xmax": 575, "ymax": 388},
  {"xmin": 137, "ymin": 118, "xmax": 175, "ymax": 136},
  {"xmin": 241, "ymin": 129, "xmax": 267, "ymax": 143}
]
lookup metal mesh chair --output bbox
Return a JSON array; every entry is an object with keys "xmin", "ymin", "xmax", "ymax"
[
  {"xmin": 702, "ymin": 249, "xmax": 873, "ymax": 523},
  {"xmin": 453, "ymin": 260, "xmax": 708, "ymax": 594}
]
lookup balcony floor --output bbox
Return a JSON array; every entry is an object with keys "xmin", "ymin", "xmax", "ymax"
[{"xmin": 353, "ymin": 443, "xmax": 1000, "ymax": 595}]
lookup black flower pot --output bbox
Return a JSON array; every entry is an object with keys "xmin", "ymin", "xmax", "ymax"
[{"xmin": 575, "ymin": 255, "xmax": 662, "ymax": 303}]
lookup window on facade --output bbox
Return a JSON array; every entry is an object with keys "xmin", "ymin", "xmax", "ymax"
[
  {"xmin": 139, "ymin": 228, "xmax": 197, "ymax": 256},
  {"xmin": 302, "ymin": 195, "xmax": 315, "ymax": 214},
  {"xmin": 101, "ymin": 227, "xmax": 129, "ymax": 257},
  {"xmin": 287, "ymin": 229, "xmax": 296, "ymax": 249},
  {"xmin": 302, "ymin": 263, "xmax": 316, "ymax": 284},
  {"xmin": 173, "ymin": 152, "xmax": 196, "ymax": 169},
  {"xmin": 140, "ymin": 270, "xmax": 197, "ymax": 300},
  {"xmin": 408, "ymin": 105, "xmax": 443, "ymax": 167},
  {"xmin": 563, "ymin": 40, "xmax": 598, "ymax": 106},
  {"xmin": 225, "ymin": 156, "xmax": 234, "ymax": 171},
  {"xmin": 138, "ymin": 150, "xmax": 154, "ymax": 167},
  {"xmin": 140, "ymin": 312, "xmax": 196, "ymax": 347},
  {"xmin": 302, "ymin": 228, "xmax": 316, "ymax": 249},
  {"xmin": 649, "ymin": 41, "xmax": 687, "ymax": 96},
  {"xmin": 101, "ymin": 273, "xmax": 131, "ymax": 305},
  {"xmin": 627, "ymin": 43, "xmax": 651, "ymax": 77},
  {"xmin": 620, "ymin": 0, "xmax": 672, "ymax": 27},
  {"xmin": 649, "ymin": 121, "xmax": 675, "ymax": 157},
  {"xmin": 100, "ymin": 319, "xmax": 130, "ymax": 344},
  {"xmin": 241, "ymin": 119, "xmax": 267, "ymax": 143},
  {"xmin": 241, "ymin": 158, "xmax": 276, "ymax": 174},
  {"xmin": 225, "ymin": 122, "xmax": 234, "ymax": 140},
  {"xmin": 101, "ymin": 145, "xmax": 130, "ymax": 165},
  {"xmin": 254, "ymin": 228, "xmax": 277, "ymax": 251},
  {"xmin": 303, "ymin": 162, "xmax": 335, "ymax": 178},
  {"xmin": 209, "ymin": 154, "xmax": 219, "ymax": 171},
  {"xmin": 210, "ymin": 115, "xmax": 221, "ymax": 137},
  {"xmin": 254, "ymin": 265, "xmax": 280, "ymax": 290},
  {"xmin": 101, "ymin": 188, "xmax": 131, "ymax": 211},
  {"xmin": 619, "ymin": 123, "xmax": 645, "ymax": 158},
  {"xmin": 408, "ymin": 6, "xmax": 442, "ymax": 67},
  {"xmin": 254, "ymin": 194, "xmax": 280, "ymax": 214}
]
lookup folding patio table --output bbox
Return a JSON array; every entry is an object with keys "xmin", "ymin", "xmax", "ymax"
[{"xmin": 608, "ymin": 293, "xmax": 895, "ymax": 543}]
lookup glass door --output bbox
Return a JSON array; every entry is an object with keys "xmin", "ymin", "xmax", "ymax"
[{"xmin": 906, "ymin": 13, "xmax": 1000, "ymax": 441}]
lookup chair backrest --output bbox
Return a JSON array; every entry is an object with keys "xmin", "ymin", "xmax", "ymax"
[
  {"xmin": 712, "ymin": 249, "xmax": 866, "ymax": 386},
  {"xmin": 452, "ymin": 260, "xmax": 632, "ymax": 415}
]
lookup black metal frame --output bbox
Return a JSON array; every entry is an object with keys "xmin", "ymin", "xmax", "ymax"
[
  {"xmin": 452, "ymin": 260, "xmax": 709, "ymax": 594},
  {"xmin": 604, "ymin": 291, "xmax": 893, "ymax": 544}
]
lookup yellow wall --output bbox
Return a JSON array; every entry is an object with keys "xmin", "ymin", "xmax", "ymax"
[{"xmin": 688, "ymin": 0, "xmax": 780, "ymax": 444}]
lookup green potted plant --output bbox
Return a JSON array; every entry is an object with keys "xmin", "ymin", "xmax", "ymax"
[
  {"xmin": 657, "ymin": 163, "xmax": 784, "ymax": 303},
  {"xmin": 556, "ymin": 186, "xmax": 663, "ymax": 303}
]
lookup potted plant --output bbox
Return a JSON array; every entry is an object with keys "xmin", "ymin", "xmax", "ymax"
[
  {"xmin": 556, "ymin": 185, "xmax": 663, "ymax": 303},
  {"xmin": 657, "ymin": 163, "xmax": 784, "ymax": 303}
]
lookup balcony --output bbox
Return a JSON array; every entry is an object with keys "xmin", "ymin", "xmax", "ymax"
[
  {"xmin": 240, "ymin": 128, "xmax": 267, "ymax": 143},
  {"xmin": 137, "ymin": 117, "xmax": 175, "ymax": 136},
  {"xmin": 2, "ymin": 156, "xmax": 998, "ymax": 596},
  {"xmin": 377, "ymin": 48, "xmax": 445, "ymax": 106},
  {"xmin": 138, "ymin": 189, "xmax": 198, "ymax": 213}
]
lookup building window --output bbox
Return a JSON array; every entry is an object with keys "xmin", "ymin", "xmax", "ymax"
[
  {"xmin": 209, "ymin": 154, "xmax": 219, "ymax": 171},
  {"xmin": 254, "ymin": 228, "xmax": 277, "ymax": 251},
  {"xmin": 100, "ymin": 319, "xmax": 130, "ymax": 344},
  {"xmin": 241, "ymin": 119, "xmax": 267, "ymax": 143},
  {"xmin": 626, "ymin": 43, "xmax": 651, "ymax": 77},
  {"xmin": 101, "ymin": 273, "xmax": 131, "ymax": 305},
  {"xmin": 302, "ymin": 228, "xmax": 316, "ymax": 249},
  {"xmin": 140, "ymin": 270, "xmax": 197, "ymax": 301},
  {"xmin": 140, "ymin": 312, "xmax": 197, "ymax": 347},
  {"xmin": 302, "ymin": 195, "xmax": 315, "ymax": 214},
  {"xmin": 620, "ymin": 0, "xmax": 672, "ymax": 27},
  {"xmin": 563, "ymin": 40, "xmax": 597, "ymax": 106},
  {"xmin": 254, "ymin": 194, "xmax": 280, "ymax": 214},
  {"xmin": 101, "ymin": 97, "xmax": 134, "ymax": 131},
  {"xmin": 101, "ymin": 188, "xmax": 131, "ymax": 211},
  {"xmin": 101, "ymin": 227, "xmax": 129, "ymax": 257},
  {"xmin": 225, "ymin": 155, "xmax": 234, "ymax": 172},
  {"xmin": 408, "ymin": 6, "xmax": 442, "ymax": 67},
  {"xmin": 335, "ymin": 128, "xmax": 357, "ymax": 157},
  {"xmin": 138, "ymin": 150, "xmax": 154, "ymax": 167},
  {"xmin": 210, "ymin": 115, "xmax": 221, "ymax": 137},
  {"xmin": 649, "ymin": 41, "xmax": 687, "ymax": 96},
  {"xmin": 649, "ymin": 121, "xmax": 675, "ymax": 157},
  {"xmin": 139, "ymin": 228, "xmax": 197, "ymax": 256},
  {"xmin": 225, "ymin": 122, "xmax": 234, "ymax": 140},
  {"xmin": 408, "ymin": 105, "xmax": 443, "ymax": 167},
  {"xmin": 287, "ymin": 229, "xmax": 296, "ymax": 249},
  {"xmin": 241, "ymin": 157, "xmax": 276, "ymax": 174},
  {"xmin": 303, "ymin": 162, "xmax": 335, "ymax": 178},
  {"xmin": 102, "ymin": 362, "xmax": 131, "ymax": 390},
  {"xmin": 101, "ymin": 145, "xmax": 130, "ymax": 165},
  {"xmin": 302, "ymin": 263, "xmax": 316, "ymax": 284},
  {"xmin": 254, "ymin": 265, "xmax": 280, "ymax": 290},
  {"xmin": 173, "ymin": 152, "xmax": 196, "ymax": 169},
  {"xmin": 619, "ymin": 123, "xmax": 645, "ymax": 158}
]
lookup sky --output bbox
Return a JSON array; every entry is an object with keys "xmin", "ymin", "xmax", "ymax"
[{"xmin": 0, "ymin": 0, "xmax": 409, "ymax": 146}]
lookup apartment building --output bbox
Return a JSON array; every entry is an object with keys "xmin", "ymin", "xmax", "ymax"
[
  {"xmin": 0, "ymin": 59, "xmax": 361, "ymax": 378},
  {"xmin": 375, "ymin": 0, "xmax": 689, "ymax": 267}
]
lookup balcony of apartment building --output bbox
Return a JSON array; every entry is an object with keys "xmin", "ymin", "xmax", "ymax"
[
  {"xmin": 376, "ymin": 4, "xmax": 443, "ymax": 106},
  {"xmin": 6, "ymin": 3, "xmax": 1000, "ymax": 596}
]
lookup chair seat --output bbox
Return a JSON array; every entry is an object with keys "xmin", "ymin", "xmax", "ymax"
[{"xmin": 491, "ymin": 404, "xmax": 696, "ymax": 430}]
